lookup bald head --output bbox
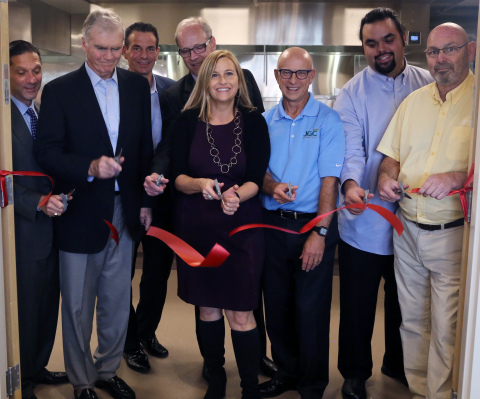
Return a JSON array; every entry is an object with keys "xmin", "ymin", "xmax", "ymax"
[
  {"xmin": 428, "ymin": 23, "xmax": 468, "ymax": 47},
  {"xmin": 277, "ymin": 47, "xmax": 313, "ymax": 70},
  {"xmin": 275, "ymin": 47, "xmax": 315, "ymax": 113},
  {"xmin": 426, "ymin": 22, "xmax": 475, "ymax": 97}
]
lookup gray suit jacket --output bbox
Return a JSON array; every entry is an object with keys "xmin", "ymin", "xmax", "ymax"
[{"xmin": 11, "ymin": 101, "xmax": 53, "ymax": 262}]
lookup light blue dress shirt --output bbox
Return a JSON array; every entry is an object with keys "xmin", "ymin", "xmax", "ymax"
[
  {"xmin": 11, "ymin": 96, "xmax": 37, "ymax": 134},
  {"xmin": 85, "ymin": 61, "xmax": 120, "ymax": 191},
  {"xmin": 262, "ymin": 93, "xmax": 345, "ymax": 213},
  {"xmin": 334, "ymin": 62, "xmax": 433, "ymax": 255},
  {"xmin": 150, "ymin": 75, "xmax": 162, "ymax": 150}
]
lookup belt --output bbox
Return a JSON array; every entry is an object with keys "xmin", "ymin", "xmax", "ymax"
[
  {"xmin": 115, "ymin": 191, "xmax": 121, "ymax": 196},
  {"xmin": 270, "ymin": 209, "xmax": 317, "ymax": 220},
  {"xmin": 411, "ymin": 218, "xmax": 464, "ymax": 231}
]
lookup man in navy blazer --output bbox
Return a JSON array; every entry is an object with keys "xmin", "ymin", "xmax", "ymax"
[
  {"xmin": 10, "ymin": 40, "xmax": 69, "ymax": 399},
  {"xmin": 35, "ymin": 10, "xmax": 153, "ymax": 399},
  {"xmin": 121, "ymin": 22, "xmax": 175, "ymax": 373}
]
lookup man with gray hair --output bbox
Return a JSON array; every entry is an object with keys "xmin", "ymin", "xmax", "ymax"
[{"xmin": 35, "ymin": 9, "xmax": 153, "ymax": 399}]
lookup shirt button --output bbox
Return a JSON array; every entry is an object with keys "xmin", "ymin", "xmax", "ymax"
[
  {"xmin": 425, "ymin": 173, "xmax": 428, "ymax": 176},
  {"xmin": 291, "ymin": 135, "xmax": 294, "ymax": 138},
  {"xmin": 292, "ymin": 123, "xmax": 295, "ymax": 126},
  {"xmin": 431, "ymin": 152, "xmax": 435, "ymax": 155}
]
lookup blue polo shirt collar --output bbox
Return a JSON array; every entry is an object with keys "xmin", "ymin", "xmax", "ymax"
[{"xmin": 273, "ymin": 92, "xmax": 319, "ymax": 121}]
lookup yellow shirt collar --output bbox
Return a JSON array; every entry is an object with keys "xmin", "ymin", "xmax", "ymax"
[{"xmin": 432, "ymin": 70, "xmax": 474, "ymax": 105}]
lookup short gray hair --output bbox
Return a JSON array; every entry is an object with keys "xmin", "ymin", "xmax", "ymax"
[
  {"xmin": 174, "ymin": 16, "xmax": 212, "ymax": 46},
  {"xmin": 82, "ymin": 9, "xmax": 124, "ymax": 42}
]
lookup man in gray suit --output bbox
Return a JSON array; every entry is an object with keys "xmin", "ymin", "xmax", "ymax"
[{"xmin": 9, "ymin": 40, "xmax": 68, "ymax": 399}]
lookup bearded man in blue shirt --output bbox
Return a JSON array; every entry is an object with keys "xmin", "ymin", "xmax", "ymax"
[
  {"xmin": 259, "ymin": 47, "xmax": 345, "ymax": 398},
  {"xmin": 333, "ymin": 8, "xmax": 433, "ymax": 399}
]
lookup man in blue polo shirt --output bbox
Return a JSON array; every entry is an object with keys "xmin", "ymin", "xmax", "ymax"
[{"xmin": 259, "ymin": 47, "xmax": 345, "ymax": 398}]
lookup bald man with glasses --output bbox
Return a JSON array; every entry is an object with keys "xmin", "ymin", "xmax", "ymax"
[{"xmin": 377, "ymin": 23, "xmax": 476, "ymax": 398}]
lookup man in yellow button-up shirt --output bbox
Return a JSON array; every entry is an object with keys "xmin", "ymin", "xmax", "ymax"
[{"xmin": 377, "ymin": 23, "xmax": 475, "ymax": 399}]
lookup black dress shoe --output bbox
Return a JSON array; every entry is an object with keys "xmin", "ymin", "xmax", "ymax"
[
  {"xmin": 35, "ymin": 369, "xmax": 69, "ymax": 385},
  {"xmin": 381, "ymin": 365, "xmax": 408, "ymax": 387},
  {"xmin": 123, "ymin": 349, "xmax": 151, "ymax": 373},
  {"xmin": 95, "ymin": 376, "xmax": 135, "ymax": 399},
  {"xmin": 258, "ymin": 378, "xmax": 295, "ymax": 398},
  {"xmin": 259, "ymin": 356, "xmax": 278, "ymax": 378},
  {"xmin": 341, "ymin": 378, "xmax": 366, "ymax": 399},
  {"xmin": 139, "ymin": 337, "xmax": 168, "ymax": 358},
  {"xmin": 202, "ymin": 361, "xmax": 210, "ymax": 382},
  {"xmin": 74, "ymin": 389, "xmax": 98, "ymax": 399},
  {"xmin": 23, "ymin": 395, "xmax": 37, "ymax": 399}
]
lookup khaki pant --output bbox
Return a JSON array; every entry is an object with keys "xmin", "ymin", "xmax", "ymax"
[{"xmin": 394, "ymin": 211, "xmax": 463, "ymax": 399}]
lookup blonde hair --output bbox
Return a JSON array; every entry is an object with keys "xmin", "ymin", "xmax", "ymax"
[{"xmin": 183, "ymin": 50, "xmax": 255, "ymax": 122}]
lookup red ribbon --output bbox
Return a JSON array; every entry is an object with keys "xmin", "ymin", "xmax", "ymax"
[
  {"xmin": 104, "ymin": 219, "xmax": 119, "ymax": 247},
  {"xmin": 147, "ymin": 226, "xmax": 230, "ymax": 267},
  {"xmin": 408, "ymin": 163, "xmax": 474, "ymax": 221},
  {"xmin": 230, "ymin": 203, "xmax": 404, "ymax": 237},
  {"xmin": 0, "ymin": 170, "xmax": 54, "ymax": 208},
  {"xmin": 146, "ymin": 203, "xmax": 403, "ymax": 269}
]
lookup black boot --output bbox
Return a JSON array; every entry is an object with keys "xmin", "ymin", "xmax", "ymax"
[
  {"xmin": 199, "ymin": 318, "xmax": 227, "ymax": 399},
  {"xmin": 231, "ymin": 328, "xmax": 261, "ymax": 399}
]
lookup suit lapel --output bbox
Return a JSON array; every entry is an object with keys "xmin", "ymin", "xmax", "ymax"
[
  {"xmin": 116, "ymin": 68, "xmax": 129, "ymax": 155},
  {"xmin": 11, "ymin": 101, "xmax": 34, "ymax": 150},
  {"xmin": 183, "ymin": 74, "xmax": 196, "ymax": 104},
  {"xmin": 75, "ymin": 64, "xmax": 113, "ymax": 152}
]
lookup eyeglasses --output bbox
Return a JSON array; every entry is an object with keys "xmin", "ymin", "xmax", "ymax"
[
  {"xmin": 178, "ymin": 37, "xmax": 212, "ymax": 58},
  {"xmin": 424, "ymin": 42, "xmax": 469, "ymax": 58},
  {"xmin": 277, "ymin": 69, "xmax": 313, "ymax": 80}
]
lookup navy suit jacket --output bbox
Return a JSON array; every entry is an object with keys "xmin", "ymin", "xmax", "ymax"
[
  {"xmin": 11, "ymin": 101, "xmax": 53, "ymax": 262},
  {"xmin": 35, "ymin": 64, "xmax": 154, "ymax": 253}
]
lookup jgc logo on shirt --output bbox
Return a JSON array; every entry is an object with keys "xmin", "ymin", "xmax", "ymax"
[{"xmin": 303, "ymin": 129, "xmax": 319, "ymax": 138}]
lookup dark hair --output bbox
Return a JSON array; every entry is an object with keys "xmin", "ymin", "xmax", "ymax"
[
  {"xmin": 9, "ymin": 40, "xmax": 42, "ymax": 63},
  {"xmin": 125, "ymin": 22, "xmax": 159, "ymax": 49},
  {"xmin": 359, "ymin": 8, "xmax": 406, "ymax": 45}
]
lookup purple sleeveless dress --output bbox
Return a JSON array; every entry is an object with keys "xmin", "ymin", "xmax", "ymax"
[{"xmin": 175, "ymin": 118, "xmax": 264, "ymax": 311}]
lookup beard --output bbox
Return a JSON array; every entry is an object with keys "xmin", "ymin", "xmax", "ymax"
[
  {"xmin": 374, "ymin": 52, "xmax": 397, "ymax": 75},
  {"xmin": 433, "ymin": 62, "xmax": 456, "ymax": 85}
]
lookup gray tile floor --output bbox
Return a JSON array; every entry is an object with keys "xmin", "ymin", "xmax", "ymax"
[{"xmin": 37, "ymin": 264, "xmax": 412, "ymax": 399}]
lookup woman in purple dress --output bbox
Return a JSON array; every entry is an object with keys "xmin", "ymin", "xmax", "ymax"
[{"xmin": 171, "ymin": 50, "xmax": 270, "ymax": 399}]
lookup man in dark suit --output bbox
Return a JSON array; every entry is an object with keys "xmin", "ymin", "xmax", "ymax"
[
  {"xmin": 35, "ymin": 10, "xmax": 153, "ymax": 399},
  {"xmin": 144, "ymin": 16, "xmax": 276, "ymax": 379},
  {"xmin": 9, "ymin": 39, "xmax": 69, "ymax": 399},
  {"xmin": 121, "ymin": 22, "xmax": 175, "ymax": 373}
]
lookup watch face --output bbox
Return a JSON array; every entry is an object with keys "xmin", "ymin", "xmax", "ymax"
[{"xmin": 319, "ymin": 227, "xmax": 328, "ymax": 236}]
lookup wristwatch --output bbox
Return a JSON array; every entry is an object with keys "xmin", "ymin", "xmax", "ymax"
[{"xmin": 312, "ymin": 226, "xmax": 328, "ymax": 237}]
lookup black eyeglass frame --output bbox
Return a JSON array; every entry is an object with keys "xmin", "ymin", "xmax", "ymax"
[
  {"xmin": 424, "ymin": 41, "xmax": 469, "ymax": 58},
  {"xmin": 277, "ymin": 69, "xmax": 313, "ymax": 80},
  {"xmin": 178, "ymin": 37, "xmax": 213, "ymax": 58}
]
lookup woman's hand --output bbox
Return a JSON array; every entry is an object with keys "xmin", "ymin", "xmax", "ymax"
[
  {"xmin": 201, "ymin": 178, "xmax": 224, "ymax": 201},
  {"xmin": 221, "ymin": 184, "xmax": 240, "ymax": 215}
]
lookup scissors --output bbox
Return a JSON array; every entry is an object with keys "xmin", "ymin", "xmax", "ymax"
[
  {"xmin": 151, "ymin": 174, "xmax": 164, "ymax": 187},
  {"xmin": 287, "ymin": 182, "xmax": 292, "ymax": 198},
  {"xmin": 114, "ymin": 148, "xmax": 123, "ymax": 177},
  {"xmin": 362, "ymin": 189, "xmax": 370, "ymax": 204},
  {"xmin": 214, "ymin": 179, "xmax": 225, "ymax": 206},
  {"xmin": 396, "ymin": 182, "xmax": 412, "ymax": 201},
  {"xmin": 59, "ymin": 189, "xmax": 75, "ymax": 212}
]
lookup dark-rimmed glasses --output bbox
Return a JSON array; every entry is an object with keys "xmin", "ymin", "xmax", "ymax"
[
  {"xmin": 424, "ymin": 42, "xmax": 469, "ymax": 58},
  {"xmin": 277, "ymin": 69, "xmax": 313, "ymax": 80},
  {"xmin": 178, "ymin": 37, "xmax": 212, "ymax": 58}
]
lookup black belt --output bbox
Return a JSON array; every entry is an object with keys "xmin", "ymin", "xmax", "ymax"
[
  {"xmin": 270, "ymin": 209, "xmax": 317, "ymax": 220},
  {"xmin": 115, "ymin": 191, "xmax": 121, "ymax": 196},
  {"xmin": 411, "ymin": 218, "xmax": 464, "ymax": 231}
]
